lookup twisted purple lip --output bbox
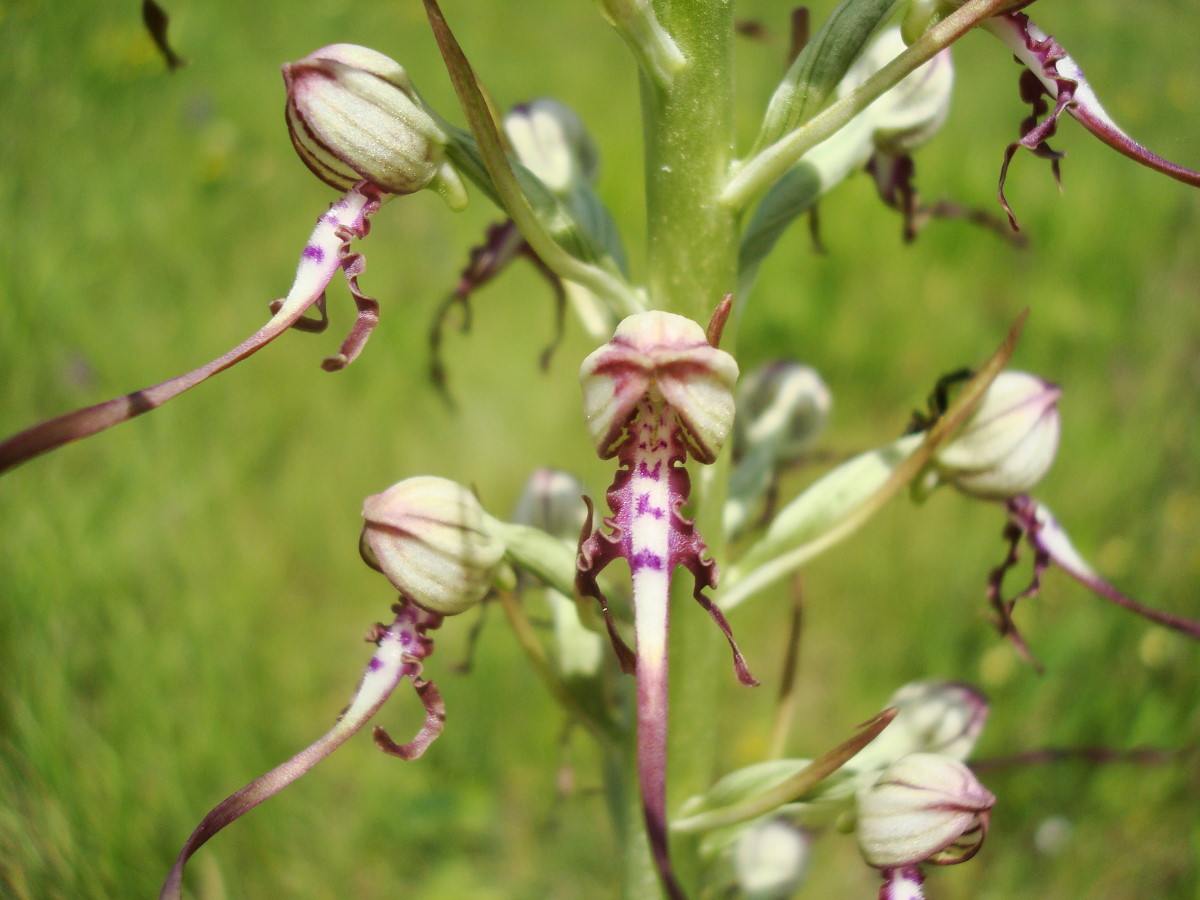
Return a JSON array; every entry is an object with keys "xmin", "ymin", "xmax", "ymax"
[
  {"xmin": 160, "ymin": 600, "xmax": 444, "ymax": 900},
  {"xmin": 984, "ymin": 11, "xmax": 1200, "ymax": 229},
  {"xmin": 0, "ymin": 183, "xmax": 385, "ymax": 476},
  {"xmin": 577, "ymin": 306, "xmax": 755, "ymax": 899}
]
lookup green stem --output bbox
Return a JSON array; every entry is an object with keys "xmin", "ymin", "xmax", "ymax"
[{"xmin": 641, "ymin": 2, "xmax": 739, "ymax": 327}]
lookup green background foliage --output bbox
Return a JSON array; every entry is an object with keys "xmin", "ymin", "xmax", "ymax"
[{"xmin": 1, "ymin": 0, "xmax": 1197, "ymax": 897}]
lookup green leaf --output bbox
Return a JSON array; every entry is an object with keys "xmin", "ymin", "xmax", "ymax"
[
  {"xmin": 673, "ymin": 709, "xmax": 898, "ymax": 833},
  {"xmin": 754, "ymin": 0, "xmax": 904, "ymax": 152},
  {"xmin": 736, "ymin": 161, "xmax": 823, "ymax": 292}
]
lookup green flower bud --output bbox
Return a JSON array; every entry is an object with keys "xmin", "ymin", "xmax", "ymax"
[
  {"xmin": 511, "ymin": 467, "xmax": 588, "ymax": 540},
  {"xmin": 856, "ymin": 753, "xmax": 995, "ymax": 869},
  {"xmin": 503, "ymin": 99, "xmax": 599, "ymax": 197},
  {"xmin": 735, "ymin": 361, "xmax": 831, "ymax": 465},
  {"xmin": 726, "ymin": 360, "xmax": 832, "ymax": 536},
  {"xmin": 851, "ymin": 681, "xmax": 989, "ymax": 772},
  {"xmin": 360, "ymin": 476, "xmax": 505, "ymax": 615},
  {"xmin": 927, "ymin": 370, "xmax": 1061, "ymax": 501},
  {"xmin": 732, "ymin": 819, "xmax": 811, "ymax": 900},
  {"xmin": 510, "ymin": 468, "xmax": 604, "ymax": 677},
  {"xmin": 283, "ymin": 44, "xmax": 466, "ymax": 206},
  {"xmin": 580, "ymin": 311, "xmax": 739, "ymax": 463},
  {"xmin": 838, "ymin": 28, "xmax": 954, "ymax": 158}
]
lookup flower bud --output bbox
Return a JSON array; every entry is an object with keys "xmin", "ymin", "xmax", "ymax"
[
  {"xmin": 511, "ymin": 467, "xmax": 588, "ymax": 540},
  {"xmin": 510, "ymin": 468, "xmax": 603, "ymax": 677},
  {"xmin": 856, "ymin": 753, "xmax": 995, "ymax": 869},
  {"xmin": 928, "ymin": 370, "xmax": 1061, "ymax": 501},
  {"xmin": 503, "ymin": 99, "xmax": 599, "ymax": 197},
  {"xmin": 734, "ymin": 361, "xmax": 831, "ymax": 464},
  {"xmin": 580, "ymin": 311, "xmax": 739, "ymax": 463},
  {"xmin": 732, "ymin": 818, "xmax": 811, "ymax": 900},
  {"xmin": 361, "ymin": 476, "xmax": 505, "ymax": 615},
  {"xmin": 851, "ymin": 681, "xmax": 988, "ymax": 772},
  {"xmin": 283, "ymin": 44, "xmax": 465, "ymax": 204},
  {"xmin": 838, "ymin": 28, "xmax": 954, "ymax": 157}
]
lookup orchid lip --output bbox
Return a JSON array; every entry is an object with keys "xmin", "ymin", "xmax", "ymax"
[
  {"xmin": 577, "ymin": 309, "xmax": 754, "ymax": 899},
  {"xmin": 984, "ymin": 11, "xmax": 1200, "ymax": 229}
]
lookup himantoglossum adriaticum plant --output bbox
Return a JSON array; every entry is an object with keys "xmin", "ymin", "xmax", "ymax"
[{"xmin": 3, "ymin": 0, "xmax": 1200, "ymax": 898}]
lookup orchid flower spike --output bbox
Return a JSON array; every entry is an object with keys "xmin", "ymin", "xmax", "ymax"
[{"xmin": 576, "ymin": 302, "xmax": 756, "ymax": 900}]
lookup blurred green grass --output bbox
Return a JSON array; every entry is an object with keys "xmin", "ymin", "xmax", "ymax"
[{"xmin": 1, "ymin": 0, "xmax": 1198, "ymax": 897}]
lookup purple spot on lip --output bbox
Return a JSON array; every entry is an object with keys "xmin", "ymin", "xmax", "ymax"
[
  {"xmin": 302, "ymin": 244, "xmax": 325, "ymax": 263},
  {"xmin": 636, "ymin": 493, "xmax": 664, "ymax": 518},
  {"xmin": 637, "ymin": 460, "xmax": 663, "ymax": 479},
  {"xmin": 631, "ymin": 550, "xmax": 664, "ymax": 571},
  {"xmin": 367, "ymin": 657, "xmax": 385, "ymax": 672}
]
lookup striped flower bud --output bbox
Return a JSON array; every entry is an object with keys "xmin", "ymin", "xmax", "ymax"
[
  {"xmin": 856, "ymin": 753, "xmax": 995, "ymax": 869},
  {"xmin": 283, "ymin": 44, "xmax": 465, "ymax": 205},
  {"xmin": 932, "ymin": 370, "xmax": 1061, "ymax": 501},
  {"xmin": 361, "ymin": 476, "xmax": 505, "ymax": 615},
  {"xmin": 580, "ymin": 310, "xmax": 739, "ymax": 464}
]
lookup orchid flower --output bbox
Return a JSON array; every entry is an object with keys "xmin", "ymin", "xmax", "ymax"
[
  {"xmin": 913, "ymin": 370, "xmax": 1200, "ymax": 662},
  {"xmin": 988, "ymin": 493, "xmax": 1200, "ymax": 667},
  {"xmin": 160, "ymin": 476, "xmax": 505, "ymax": 898},
  {"xmin": 978, "ymin": 9, "xmax": 1200, "ymax": 229},
  {"xmin": 575, "ymin": 303, "xmax": 757, "ymax": 899},
  {"xmin": 0, "ymin": 44, "xmax": 465, "ymax": 476},
  {"xmin": 159, "ymin": 599, "xmax": 445, "ymax": 900}
]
